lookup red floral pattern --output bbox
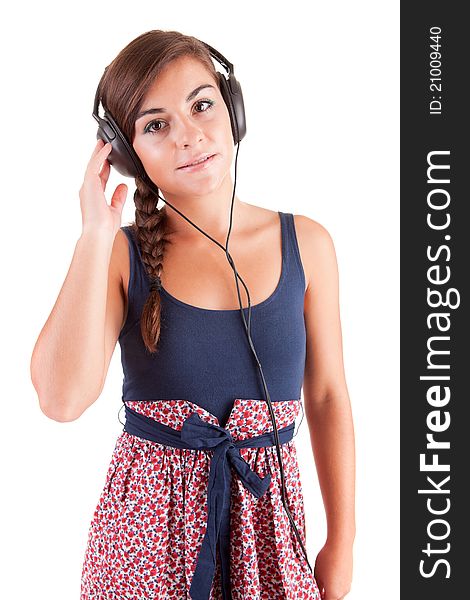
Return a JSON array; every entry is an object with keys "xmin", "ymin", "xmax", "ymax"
[{"xmin": 80, "ymin": 398, "xmax": 321, "ymax": 599}]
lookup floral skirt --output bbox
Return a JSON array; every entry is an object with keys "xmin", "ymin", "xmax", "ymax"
[{"xmin": 80, "ymin": 398, "xmax": 321, "ymax": 599}]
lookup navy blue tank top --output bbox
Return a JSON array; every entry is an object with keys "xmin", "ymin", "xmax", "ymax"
[{"xmin": 118, "ymin": 211, "xmax": 306, "ymax": 428}]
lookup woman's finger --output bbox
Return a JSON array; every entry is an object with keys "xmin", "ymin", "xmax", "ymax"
[
  {"xmin": 98, "ymin": 157, "xmax": 111, "ymax": 188},
  {"xmin": 89, "ymin": 139, "xmax": 108, "ymax": 161},
  {"xmin": 88, "ymin": 142, "xmax": 113, "ymax": 176}
]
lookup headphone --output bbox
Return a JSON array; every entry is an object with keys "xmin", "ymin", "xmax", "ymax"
[
  {"xmin": 92, "ymin": 42, "xmax": 246, "ymax": 178},
  {"xmin": 93, "ymin": 38, "xmax": 313, "ymax": 577}
]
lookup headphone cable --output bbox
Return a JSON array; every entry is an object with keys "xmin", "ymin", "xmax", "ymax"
[{"xmin": 137, "ymin": 140, "xmax": 313, "ymax": 575}]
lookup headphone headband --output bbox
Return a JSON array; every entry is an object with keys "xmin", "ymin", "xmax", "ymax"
[{"xmin": 201, "ymin": 42, "xmax": 234, "ymax": 75}]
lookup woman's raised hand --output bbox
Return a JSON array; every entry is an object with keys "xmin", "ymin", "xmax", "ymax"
[{"xmin": 79, "ymin": 139, "xmax": 128, "ymax": 236}]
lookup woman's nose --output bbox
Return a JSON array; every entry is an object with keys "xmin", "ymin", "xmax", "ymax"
[{"xmin": 174, "ymin": 117, "xmax": 205, "ymax": 146}]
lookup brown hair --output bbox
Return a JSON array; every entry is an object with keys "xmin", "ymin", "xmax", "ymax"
[{"xmin": 98, "ymin": 30, "xmax": 220, "ymax": 354}]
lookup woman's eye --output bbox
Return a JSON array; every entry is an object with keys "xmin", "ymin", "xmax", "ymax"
[
  {"xmin": 145, "ymin": 120, "xmax": 165, "ymax": 135},
  {"xmin": 194, "ymin": 99, "xmax": 214, "ymax": 113},
  {"xmin": 144, "ymin": 99, "xmax": 215, "ymax": 135}
]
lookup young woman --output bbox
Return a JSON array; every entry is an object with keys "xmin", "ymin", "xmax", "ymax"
[{"xmin": 31, "ymin": 30, "xmax": 355, "ymax": 600}]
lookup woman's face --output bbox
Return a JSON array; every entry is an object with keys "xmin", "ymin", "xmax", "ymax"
[{"xmin": 132, "ymin": 55, "xmax": 234, "ymax": 200}]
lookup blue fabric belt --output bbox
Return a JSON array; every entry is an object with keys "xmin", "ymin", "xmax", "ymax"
[{"xmin": 123, "ymin": 403, "xmax": 295, "ymax": 600}]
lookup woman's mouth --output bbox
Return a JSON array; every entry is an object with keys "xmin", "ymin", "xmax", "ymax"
[{"xmin": 177, "ymin": 154, "xmax": 217, "ymax": 172}]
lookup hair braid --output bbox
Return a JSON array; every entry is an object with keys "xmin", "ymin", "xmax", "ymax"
[{"xmin": 131, "ymin": 177, "xmax": 171, "ymax": 354}]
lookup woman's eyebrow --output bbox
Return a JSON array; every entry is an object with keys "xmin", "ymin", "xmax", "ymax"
[{"xmin": 136, "ymin": 84, "xmax": 216, "ymax": 121}]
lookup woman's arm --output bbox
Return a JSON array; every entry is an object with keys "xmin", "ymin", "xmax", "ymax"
[
  {"xmin": 30, "ymin": 229, "xmax": 124, "ymax": 422},
  {"xmin": 30, "ymin": 141, "xmax": 128, "ymax": 423},
  {"xmin": 295, "ymin": 215, "xmax": 356, "ymax": 598}
]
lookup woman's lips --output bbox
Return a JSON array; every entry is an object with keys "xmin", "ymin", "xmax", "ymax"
[{"xmin": 177, "ymin": 153, "xmax": 217, "ymax": 172}]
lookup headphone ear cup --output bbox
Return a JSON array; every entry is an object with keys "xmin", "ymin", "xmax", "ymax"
[
  {"xmin": 216, "ymin": 72, "xmax": 246, "ymax": 145},
  {"xmin": 95, "ymin": 111, "xmax": 147, "ymax": 179}
]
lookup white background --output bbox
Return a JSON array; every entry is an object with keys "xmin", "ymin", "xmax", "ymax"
[{"xmin": 1, "ymin": 1, "xmax": 399, "ymax": 597}]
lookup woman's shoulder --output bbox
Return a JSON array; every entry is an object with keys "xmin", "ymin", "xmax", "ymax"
[
  {"xmin": 292, "ymin": 213, "xmax": 333, "ymax": 243},
  {"xmin": 291, "ymin": 213, "xmax": 337, "ymax": 292},
  {"xmin": 246, "ymin": 203, "xmax": 331, "ymax": 239}
]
